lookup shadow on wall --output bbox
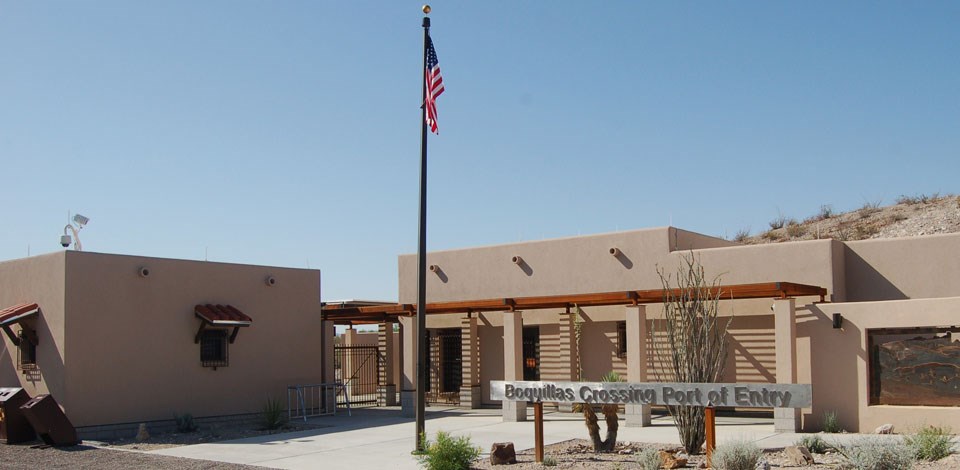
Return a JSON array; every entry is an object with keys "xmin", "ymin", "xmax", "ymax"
[
  {"xmin": 613, "ymin": 251, "xmax": 633, "ymax": 269},
  {"xmin": 800, "ymin": 304, "xmax": 865, "ymax": 432},
  {"xmin": 727, "ymin": 334, "xmax": 776, "ymax": 383},
  {"xmin": 516, "ymin": 259, "xmax": 533, "ymax": 276},
  {"xmin": 843, "ymin": 246, "xmax": 907, "ymax": 301},
  {"xmin": 576, "ymin": 310, "xmax": 622, "ymax": 381}
]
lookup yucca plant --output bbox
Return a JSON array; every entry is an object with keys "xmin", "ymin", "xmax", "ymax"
[
  {"xmin": 261, "ymin": 397, "xmax": 288, "ymax": 430},
  {"xmin": 581, "ymin": 371, "xmax": 623, "ymax": 452}
]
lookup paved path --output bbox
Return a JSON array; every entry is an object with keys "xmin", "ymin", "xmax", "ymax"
[{"xmin": 151, "ymin": 407, "xmax": 869, "ymax": 469}]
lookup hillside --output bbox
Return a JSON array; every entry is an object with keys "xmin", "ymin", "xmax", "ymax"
[{"xmin": 737, "ymin": 193, "xmax": 960, "ymax": 244}]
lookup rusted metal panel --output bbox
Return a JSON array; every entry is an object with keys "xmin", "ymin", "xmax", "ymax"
[{"xmin": 873, "ymin": 335, "xmax": 960, "ymax": 406}]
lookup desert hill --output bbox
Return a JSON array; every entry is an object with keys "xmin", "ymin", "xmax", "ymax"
[{"xmin": 736, "ymin": 193, "xmax": 960, "ymax": 244}]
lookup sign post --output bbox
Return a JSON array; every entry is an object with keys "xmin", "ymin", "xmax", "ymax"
[
  {"xmin": 533, "ymin": 402, "xmax": 544, "ymax": 463},
  {"xmin": 492, "ymin": 380, "xmax": 812, "ymax": 460},
  {"xmin": 705, "ymin": 406, "xmax": 716, "ymax": 466}
]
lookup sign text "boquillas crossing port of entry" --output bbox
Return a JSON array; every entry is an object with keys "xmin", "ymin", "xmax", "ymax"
[{"xmin": 490, "ymin": 381, "xmax": 812, "ymax": 408}]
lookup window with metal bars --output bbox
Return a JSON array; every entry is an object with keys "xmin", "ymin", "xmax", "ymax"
[
  {"xmin": 200, "ymin": 329, "xmax": 229, "ymax": 368},
  {"xmin": 616, "ymin": 321, "xmax": 627, "ymax": 358},
  {"xmin": 17, "ymin": 329, "xmax": 37, "ymax": 371}
]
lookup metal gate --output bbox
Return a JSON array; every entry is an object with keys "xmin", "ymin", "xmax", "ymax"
[
  {"xmin": 334, "ymin": 345, "xmax": 382, "ymax": 407},
  {"xmin": 426, "ymin": 329, "xmax": 461, "ymax": 405}
]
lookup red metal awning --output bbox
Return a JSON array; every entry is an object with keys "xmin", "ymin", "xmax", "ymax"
[
  {"xmin": 195, "ymin": 304, "xmax": 253, "ymax": 327},
  {"xmin": 194, "ymin": 304, "xmax": 252, "ymax": 344},
  {"xmin": 0, "ymin": 303, "xmax": 40, "ymax": 346},
  {"xmin": 0, "ymin": 303, "xmax": 39, "ymax": 327}
]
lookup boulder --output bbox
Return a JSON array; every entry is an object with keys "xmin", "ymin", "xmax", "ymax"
[
  {"xmin": 784, "ymin": 445, "xmax": 815, "ymax": 466},
  {"xmin": 490, "ymin": 442, "xmax": 517, "ymax": 465},
  {"xmin": 875, "ymin": 424, "xmax": 895, "ymax": 434},
  {"xmin": 659, "ymin": 450, "xmax": 688, "ymax": 469}
]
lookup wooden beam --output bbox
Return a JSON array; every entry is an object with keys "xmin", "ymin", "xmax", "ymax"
[
  {"xmin": 2, "ymin": 325, "xmax": 20, "ymax": 346},
  {"xmin": 320, "ymin": 281, "xmax": 828, "ymax": 322}
]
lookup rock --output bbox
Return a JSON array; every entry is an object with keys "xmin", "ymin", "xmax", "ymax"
[
  {"xmin": 658, "ymin": 450, "xmax": 688, "ymax": 469},
  {"xmin": 755, "ymin": 459, "xmax": 770, "ymax": 470},
  {"xmin": 135, "ymin": 423, "xmax": 150, "ymax": 442},
  {"xmin": 875, "ymin": 424, "xmax": 895, "ymax": 434},
  {"xmin": 490, "ymin": 442, "xmax": 517, "ymax": 465},
  {"xmin": 784, "ymin": 446, "xmax": 815, "ymax": 465}
]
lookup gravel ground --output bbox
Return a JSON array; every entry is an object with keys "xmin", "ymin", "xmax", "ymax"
[
  {"xmin": 470, "ymin": 439, "xmax": 960, "ymax": 469},
  {"xmin": 0, "ymin": 443, "xmax": 266, "ymax": 469}
]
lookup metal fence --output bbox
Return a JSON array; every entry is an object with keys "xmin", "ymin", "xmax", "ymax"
[
  {"xmin": 287, "ymin": 383, "xmax": 340, "ymax": 421},
  {"xmin": 334, "ymin": 345, "xmax": 382, "ymax": 407}
]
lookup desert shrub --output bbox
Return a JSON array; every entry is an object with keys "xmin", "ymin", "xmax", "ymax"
[
  {"xmin": 762, "ymin": 230, "xmax": 784, "ymax": 241},
  {"xmin": 541, "ymin": 455, "xmax": 558, "ymax": 466},
  {"xmin": 261, "ymin": 397, "xmax": 288, "ymax": 430},
  {"xmin": 796, "ymin": 434, "xmax": 829, "ymax": 454},
  {"xmin": 711, "ymin": 438, "xmax": 762, "ymax": 470},
  {"xmin": 896, "ymin": 194, "xmax": 919, "ymax": 205},
  {"xmin": 896, "ymin": 193, "xmax": 941, "ymax": 205},
  {"xmin": 818, "ymin": 204, "xmax": 834, "ymax": 220},
  {"xmin": 786, "ymin": 222, "xmax": 806, "ymax": 238},
  {"xmin": 635, "ymin": 448, "xmax": 662, "ymax": 470},
  {"xmin": 905, "ymin": 425, "xmax": 954, "ymax": 461},
  {"xmin": 823, "ymin": 411, "xmax": 842, "ymax": 433},
  {"xmin": 174, "ymin": 413, "xmax": 198, "ymax": 433},
  {"xmin": 837, "ymin": 436, "xmax": 914, "ymax": 470},
  {"xmin": 733, "ymin": 229, "xmax": 750, "ymax": 243},
  {"xmin": 417, "ymin": 430, "xmax": 481, "ymax": 470},
  {"xmin": 769, "ymin": 215, "xmax": 787, "ymax": 230},
  {"xmin": 888, "ymin": 213, "xmax": 908, "ymax": 223}
]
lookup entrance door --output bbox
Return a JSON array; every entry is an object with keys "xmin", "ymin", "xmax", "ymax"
[{"xmin": 522, "ymin": 326, "xmax": 540, "ymax": 381}]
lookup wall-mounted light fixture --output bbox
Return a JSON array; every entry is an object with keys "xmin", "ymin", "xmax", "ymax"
[
  {"xmin": 609, "ymin": 247, "xmax": 621, "ymax": 257},
  {"xmin": 832, "ymin": 313, "xmax": 843, "ymax": 329}
]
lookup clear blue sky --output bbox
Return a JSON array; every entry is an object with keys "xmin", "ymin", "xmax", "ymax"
[{"xmin": 2, "ymin": 1, "xmax": 958, "ymax": 301}]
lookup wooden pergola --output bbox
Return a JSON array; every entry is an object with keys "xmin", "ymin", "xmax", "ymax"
[{"xmin": 321, "ymin": 281, "xmax": 827, "ymax": 325}]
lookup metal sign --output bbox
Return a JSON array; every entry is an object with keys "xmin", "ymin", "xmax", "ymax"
[{"xmin": 490, "ymin": 381, "xmax": 812, "ymax": 408}]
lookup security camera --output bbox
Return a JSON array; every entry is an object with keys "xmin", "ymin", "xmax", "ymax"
[{"xmin": 60, "ymin": 235, "xmax": 71, "ymax": 248}]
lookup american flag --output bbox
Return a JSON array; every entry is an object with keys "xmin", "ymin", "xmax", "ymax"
[{"xmin": 424, "ymin": 34, "xmax": 444, "ymax": 134}]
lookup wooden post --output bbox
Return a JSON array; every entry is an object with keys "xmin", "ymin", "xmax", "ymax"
[
  {"xmin": 533, "ymin": 402, "xmax": 544, "ymax": 463},
  {"xmin": 705, "ymin": 406, "xmax": 716, "ymax": 467}
]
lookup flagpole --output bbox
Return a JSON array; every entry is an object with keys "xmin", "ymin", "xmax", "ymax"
[{"xmin": 415, "ymin": 4, "xmax": 431, "ymax": 452}]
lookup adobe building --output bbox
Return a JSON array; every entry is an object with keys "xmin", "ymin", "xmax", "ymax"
[
  {"xmin": 324, "ymin": 226, "xmax": 960, "ymax": 433},
  {"xmin": 0, "ymin": 250, "xmax": 323, "ymax": 439}
]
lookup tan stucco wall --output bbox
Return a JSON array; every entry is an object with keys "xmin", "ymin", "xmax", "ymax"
[
  {"xmin": 843, "ymin": 234, "xmax": 960, "ymax": 301},
  {"xmin": 0, "ymin": 252, "xmax": 67, "ymax": 401},
  {"xmin": 60, "ymin": 251, "xmax": 323, "ymax": 427},
  {"xmin": 402, "ymin": 228, "xmax": 841, "ymax": 304},
  {"xmin": 805, "ymin": 297, "xmax": 960, "ymax": 433}
]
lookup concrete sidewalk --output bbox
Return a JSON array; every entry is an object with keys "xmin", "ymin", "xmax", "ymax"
[{"xmin": 150, "ymin": 407, "xmax": 867, "ymax": 469}]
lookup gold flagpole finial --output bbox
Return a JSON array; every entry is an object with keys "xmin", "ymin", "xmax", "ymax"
[{"xmin": 422, "ymin": 5, "xmax": 431, "ymax": 14}]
